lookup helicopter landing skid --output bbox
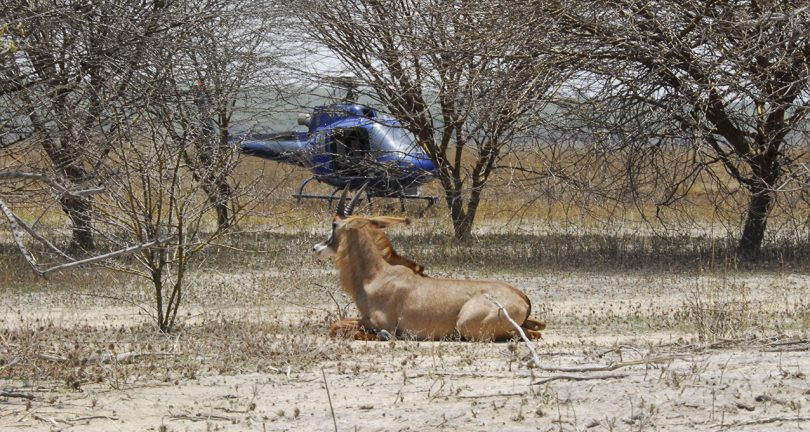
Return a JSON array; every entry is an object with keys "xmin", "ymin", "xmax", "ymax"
[{"xmin": 293, "ymin": 177, "xmax": 437, "ymax": 214}]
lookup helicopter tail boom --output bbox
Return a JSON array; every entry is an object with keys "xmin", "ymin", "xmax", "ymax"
[{"xmin": 236, "ymin": 132, "xmax": 313, "ymax": 167}]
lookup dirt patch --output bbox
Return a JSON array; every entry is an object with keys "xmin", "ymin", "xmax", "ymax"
[{"xmin": 1, "ymin": 267, "xmax": 809, "ymax": 431}]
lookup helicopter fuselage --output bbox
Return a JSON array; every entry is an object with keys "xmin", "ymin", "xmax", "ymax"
[{"xmin": 237, "ymin": 103, "xmax": 435, "ymax": 195}]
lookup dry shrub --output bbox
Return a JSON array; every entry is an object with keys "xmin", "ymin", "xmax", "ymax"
[
  {"xmin": 0, "ymin": 316, "xmax": 345, "ymax": 386},
  {"xmin": 678, "ymin": 280, "xmax": 753, "ymax": 342},
  {"xmin": 387, "ymin": 230, "xmax": 810, "ymax": 274}
]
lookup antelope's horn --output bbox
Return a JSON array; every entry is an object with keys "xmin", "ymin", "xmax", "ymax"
[
  {"xmin": 345, "ymin": 182, "xmax": 368, "ymax": 216},
  {"xmin": 335, "ymin": 185, "xmax": 350, "ymax": 217}
]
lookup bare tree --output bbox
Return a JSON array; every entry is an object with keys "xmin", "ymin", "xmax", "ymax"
[
  {"xmin": 296, "ymin": 0, "xmax": 559, "ymax": 238},
  {"xmin": 538, "ymin": 0, "xmax": 810, "ymax": 256},
  {"xmin": 0, "ymin": 1, "xmax": 176, "ymax": 252},
  {"xmin": 87, "ymin": 1, "xmax": 283, "ymax": 332},
  {"xmin": 157, "ymin": 0, "xmax": 281, "ymax": 229},
  {"xmin": 0, "ymin": 1, "xmax": 290, "ymax": 332},
  {"xmin": 93, "ymin": 105, "xmax": 241, "ymax": 332},
  {"xmin": 2, "ymin": 1, "xmax": 283, "ymax": 278}
]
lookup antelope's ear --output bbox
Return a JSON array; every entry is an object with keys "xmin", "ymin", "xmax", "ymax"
[{"xmin": 369, "ymin": 216, "xmax": 410, "ymax": 228}]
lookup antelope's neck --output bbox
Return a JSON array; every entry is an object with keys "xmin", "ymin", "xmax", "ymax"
[{"xmin": 336, "ymin": 229, "xmax": 387, "ymax": 302}]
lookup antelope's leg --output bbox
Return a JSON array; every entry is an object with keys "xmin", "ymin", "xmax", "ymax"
[
  {"xmin": 521, "ymin": 327, "xmax": 544, "ymax": 340},
  {"xmin": 457, "ymin": 298, "xmax": 519, "ymax": 341},
  {"xmin": 457, "ymin": 296, "xmax": 540, "ymax": 341},
  {"xmin": 522, "ymin": 318, "xmax": 546, "ymax": 331},
  {"xmin": 520, "ymin": 318, "xmax": 545, "ymax": 340},
  {"xmin": 329, "ymin": 319, "xmax": 377, "ymax": 341}
]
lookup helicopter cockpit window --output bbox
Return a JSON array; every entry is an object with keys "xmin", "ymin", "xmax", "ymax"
[
  {"xmin": 367, "ymin": 122, "xmax": 420, "ymax": 154},
  {"xmin": 330, "ymin": 127, "xmax": 371, "ymax": 177},
  {"xmin": 361, "ymin": 107, "xmax": 375, "ymax": 118}
]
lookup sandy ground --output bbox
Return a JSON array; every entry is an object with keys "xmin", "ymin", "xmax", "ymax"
[{"xmin": 1, "ymin": 268, "xmax": 809, "ymax": 431}]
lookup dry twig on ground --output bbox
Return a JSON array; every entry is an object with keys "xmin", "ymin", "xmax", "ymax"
[
  {"xmin": 322, "ymin": 367, "xmax": 338, "ymax": 432},
  {"xmin": 0, "ymin": 391, "xmax": 34, "ymax": 400},
  {"xmin": 533, "ymin": 373, "xmax": 630, "ymax": 386},
  {"xmin": 715, "ymin": 416, "xmax": 810, "ymax": 430},
  {"xmin": 38, "ymin": 351, "xmax": 178, "ymax": 365},
  {"xmin": 536, "ymin": 355, "xmax": 679, "ymax": 373}
]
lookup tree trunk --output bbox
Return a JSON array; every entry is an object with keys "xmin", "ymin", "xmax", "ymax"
[
  {"xmin": 30, "ymin": 120, "xmax": 98, "ymax": 252},
  {"xmin": 214, "ymin": 199, "xmax": 230, "ymax": 228},
  {"xmin": 452, "ymin": 212, "xmax": 473, "ymax": 240},
  {"xmin": 60, "ymin": 194, "xmax": 95, "ymax": 252},
  {"xmin": 189, "ymin": 98, "xmax": 235, "ymax": 230},
  {"xmin": 442, "ymin": 180, "xmax": 472, "ymax": 240},
  {"xmin": 445, "ymin": 189, "xmax": 482, "ymax": 240},
  {"xmin": 200, "ymin": 178, "xmax": 233, "ymax": 229},
  {"xmin": 738, "ymin": 187, "xmax": 773, "ymax": 257}
]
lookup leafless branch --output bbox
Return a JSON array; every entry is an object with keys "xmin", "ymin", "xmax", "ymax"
[
  {"xmin": 11, "ymin": 213, "xmax": 74, "ymax": 261},
  {"xmin": 532, "ymin": 373, "xmax": 629, "ymax": 386},
  {"xmin": 0, "ymin": 194, "xmax": 171, "ymax": 275},
  {"xmin": 485, "ymin": 294, "xmax": 542, "ymax": 369},
  {"xmin": 36, "ymin": 238, "xmax": 173, "ymax": 276},
  {"xmin": 534, "ymin": 356, "xmax": 680, "ymax": 373},
  {"xmin": 0, "ymin": 195, "xmax": 39, "ymax": 274}
]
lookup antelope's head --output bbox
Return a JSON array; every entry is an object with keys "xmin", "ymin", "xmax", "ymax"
[
  {"xmin": 312, "ymin": 184, "xmax": 366, "ymax": 258},
  {"xmin": 312, "ymin": 183, "xmax": 410, "ymax": 260}
]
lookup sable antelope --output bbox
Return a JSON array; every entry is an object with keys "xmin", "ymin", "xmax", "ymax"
[{"xmin": 313, "ymin": 184, "xmax": 544, "ymax": 341}]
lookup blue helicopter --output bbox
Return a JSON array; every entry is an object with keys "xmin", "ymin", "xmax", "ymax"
[{"xmin": 230, "ymin": 85, "xmax": 437, "ymax": 210}]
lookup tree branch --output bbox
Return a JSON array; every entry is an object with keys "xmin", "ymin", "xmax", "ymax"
[{"xmin": 485, "ymin": 294, "xmax": 542, "ymax": 369}]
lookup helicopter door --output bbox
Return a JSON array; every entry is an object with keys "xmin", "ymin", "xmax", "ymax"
[{"xmin": 330, "ymin": 127, "xmax": 370, "ymax": 177}]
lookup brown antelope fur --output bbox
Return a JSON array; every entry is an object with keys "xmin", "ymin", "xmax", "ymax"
[
  {"xmin": 371, "ymin": 217, "xmax": 426, "ymax": 276},
  {"xmin": 371, "ymin": 226, "xmax": 551, "ymax": 334},
  {"xmin": 314, "ymin": 196, "xmax": 544, "ymax": 341},
  {"xmin": 328, "ymin": 218, "xmax": 430, "ymax": 338},
  {"xmin": 369, "ymin": 222, "xmax": 545, "ymax": 333}
]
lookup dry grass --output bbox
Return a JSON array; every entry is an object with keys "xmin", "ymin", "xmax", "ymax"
[
  {"xmin": 2, "ymin": 220, "xmax": 809, "ymax": 379},
  {"xmin": 2, "ymin": 217, "xmax": 810, "ymax": 431},
  {"xmin": 679, "ymin": 280, "xmax": 755, "ymax": 342},
  {"xmin": 0, "ymin": 317, "xmax": 345, "ymax": 387},
  {"xmin": 3, "ymin": 152, "xmax": 810, "ymax": 430}
]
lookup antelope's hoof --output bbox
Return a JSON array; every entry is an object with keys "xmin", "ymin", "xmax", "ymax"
[
  {"xmin": 524, "ymin": 329, "xmax": 544, "ymax": 340},
  {"xmin": 523, "ymin": 318, "xmax": 546, "ymax": 331},
  {"xmin": 376, "ymin": 329, "xmax": 393, "ymax": 341}
]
